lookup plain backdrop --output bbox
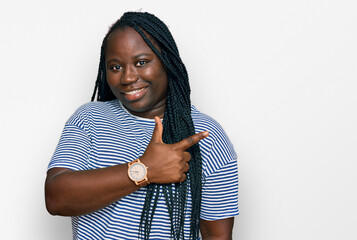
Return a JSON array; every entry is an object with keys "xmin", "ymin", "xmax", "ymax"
[{"xmin": 1, "ymin": 0, "xmax": 356, "ymax": 239}]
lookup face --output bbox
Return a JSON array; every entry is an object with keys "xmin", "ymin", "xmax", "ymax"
[{"xmin": 105, "ymin": 27, "xmax": 168, "ymax": 119}]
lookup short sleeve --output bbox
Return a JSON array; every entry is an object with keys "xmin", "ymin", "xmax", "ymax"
[
  {"xmin": 48, "ymin": 124, "xmax": 91, "ymax": 171},
  {"xmin": 200, "ymin": 159, "xmax": 239, "ymax": 220},
  {"xmin": 192, "ymin": 107, "xmax": 239, "ymax": 220}
]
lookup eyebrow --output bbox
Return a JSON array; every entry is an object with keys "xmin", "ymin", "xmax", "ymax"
[
  {"xmin": 106, "ymin": 53, "xmax": 153, "ymax": 63},
  {"xmin": 134, "ymin": 53, "xmax": 153, "ymax": 59}
]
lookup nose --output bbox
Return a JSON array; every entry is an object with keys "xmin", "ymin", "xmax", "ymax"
[{"xmin": 121, "ymin": 66, "xmax": 138, "ymax": 84}]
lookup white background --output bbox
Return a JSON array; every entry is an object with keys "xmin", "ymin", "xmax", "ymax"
[{"xmin": 1, "ymin": 0, "xmax": 356, "ymax": 239}]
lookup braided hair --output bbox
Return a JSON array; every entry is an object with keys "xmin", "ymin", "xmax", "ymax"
[{"xmin": 91, "ymin": 12, "xmax": 203, "ymax": 239}]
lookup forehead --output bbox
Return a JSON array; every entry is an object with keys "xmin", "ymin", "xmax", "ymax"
[{"xmin": 105, "ymin": 27, "xmax": 154, "ymax": 58}]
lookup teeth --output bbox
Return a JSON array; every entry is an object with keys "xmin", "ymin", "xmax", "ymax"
[{"xmin": 125, "ymin": 88, "xmax": 145, "ymax": 95}]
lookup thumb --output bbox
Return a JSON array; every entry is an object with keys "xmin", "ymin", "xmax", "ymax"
[{"xmin": 151, "ymin": 116, "xmax": 164, "ymax": 143}]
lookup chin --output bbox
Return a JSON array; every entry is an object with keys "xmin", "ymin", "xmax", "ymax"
[{"xmin": 125, "ymin": 103, "xmax": 150, "ymax": 113}]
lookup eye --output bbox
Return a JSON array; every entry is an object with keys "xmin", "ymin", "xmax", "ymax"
[
  {"xmin": 110, "ymin": 64, "xmax": 122, "ymax": 71},
  {"xmin": 136, "ymin": 60, "xmax": 147, "ymax": 67}
]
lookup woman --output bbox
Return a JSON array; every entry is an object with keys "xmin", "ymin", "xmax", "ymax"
[{"xmin": 45, "ymin": 12, "xmax": 238, "ymax": 239}]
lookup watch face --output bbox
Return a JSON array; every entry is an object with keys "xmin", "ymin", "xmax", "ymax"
[{"xmin": 129, "ymin": 163, "xmax": 146, "ymax": 181}]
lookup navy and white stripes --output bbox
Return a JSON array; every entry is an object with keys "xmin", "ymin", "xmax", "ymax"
[{"xmin": 49, "ymin": 100, "xmax": 238, "ymax": 239}]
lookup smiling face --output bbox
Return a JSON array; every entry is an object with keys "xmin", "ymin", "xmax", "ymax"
[{"xmin": 105, "ymin": 27, "xmax": 168, "ymax": 119}]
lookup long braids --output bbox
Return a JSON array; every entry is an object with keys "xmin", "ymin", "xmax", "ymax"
[{"xmin": 91, "ymin": 12, "xmax": 202, "ymax": 239}]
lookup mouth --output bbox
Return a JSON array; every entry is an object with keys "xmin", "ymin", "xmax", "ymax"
[
  {"xmin": 122, "ymin": 87, "xmax": 147, "ymax": 95},
  {"xmin": 121, "ymin": 87, "xmax": 148, "ymax": 101}
]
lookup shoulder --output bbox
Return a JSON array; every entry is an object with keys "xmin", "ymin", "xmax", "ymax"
[
  {"xmin": 66, "ymin": 100, "xmax": 120, "ymax": 127},
  {"xmin": 71, "ymin": 100, "xmax": 119, "ymax": 117},
  {"xmin": 191, "ymin": 106, "xmax": 225, "ymax": 135},
  {"xmin": 191, "ymin": 106, "xmax": 237, "ymax": 176}
]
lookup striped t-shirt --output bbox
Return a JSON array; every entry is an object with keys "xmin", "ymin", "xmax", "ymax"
[{"xmin": 49, "ymin": 100, "xmax": 239, "ymax": 239}]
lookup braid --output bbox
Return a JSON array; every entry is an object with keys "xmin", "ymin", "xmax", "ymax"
[{"xmin": 92, "ymin": 12, "xmax": 202, "ymax": 239}]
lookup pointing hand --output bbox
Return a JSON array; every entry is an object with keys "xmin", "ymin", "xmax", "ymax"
[{"xmin": 140, "ymin": 116, "xmax": 208, "ymax": 184}]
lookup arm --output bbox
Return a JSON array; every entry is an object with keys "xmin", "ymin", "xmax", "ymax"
[
  {"xmin": 199, "ymin": 161, "xmax": 239, "ymax": 240},
  {"xmin": 200, "ymin": 218, "xmax": 234, "ymax": 240},
  {"xmin": 45, "ymin": 117, "xmax": 208, "ymax": 216},
  {"xmin": 45, "ymin": 165, "xmax": 140, "ymax": 216}
]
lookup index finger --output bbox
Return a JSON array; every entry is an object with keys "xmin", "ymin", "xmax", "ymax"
[{"xmin": 174, "ymin": 131, "xmax": 209, "ymax": 150}]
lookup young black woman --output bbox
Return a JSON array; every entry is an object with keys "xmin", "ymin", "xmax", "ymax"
[{"xmin": 45, "ymin": 12, "xmax": 238, "ymax": 239}]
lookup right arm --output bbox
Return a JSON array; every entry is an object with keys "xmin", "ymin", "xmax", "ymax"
[
  {"xmin": 45, "ymin": 116, "xmax": 208, "ymax": 216},
  {"xmin": 45, "ymin": 164, "xmax": 140, "ymax": 216}
]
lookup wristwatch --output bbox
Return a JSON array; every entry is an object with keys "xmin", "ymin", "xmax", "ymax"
[{"xmin": 127, "ymin": 158, "xmax": 149, "ymax": 187}]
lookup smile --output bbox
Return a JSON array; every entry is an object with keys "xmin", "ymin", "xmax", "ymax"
[
  {"xmin": 121, "ymin": 87, "xmax": 148, "ymax": 101},
  {"xmin": 123, "ymin": 87, "xmax": 147, "ymax": 95}
]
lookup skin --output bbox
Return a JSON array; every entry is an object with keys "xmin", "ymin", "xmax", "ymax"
[
  {"xmin": 45, "ymin": 27, "xmax": 233, "ymax": 239},
  {"xmin": 200, "ymin": 218, "xmax": 234, "ymax": 240}
]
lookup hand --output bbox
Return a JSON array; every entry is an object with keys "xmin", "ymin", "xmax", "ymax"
[{"xmin": 140, "ymin": 116, "xmax": 208, "ymax": 184}]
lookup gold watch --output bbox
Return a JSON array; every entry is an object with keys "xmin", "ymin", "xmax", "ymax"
[{"xmin": 128, "ymin": 158, "xmax": 149, "ymax": 187}]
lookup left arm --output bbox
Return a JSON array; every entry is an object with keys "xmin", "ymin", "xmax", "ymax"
[
  {"xmin": 200, "ymin": 217, "xmax": 234, "ymax": 240},
  {"xmin": 195, "ymin": 115, "xmax": 238, "ymax": 239}
]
